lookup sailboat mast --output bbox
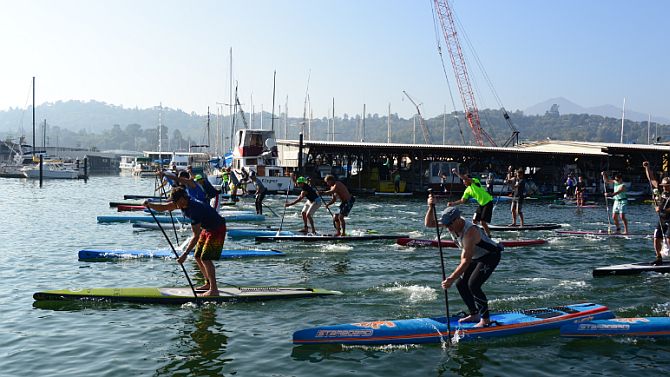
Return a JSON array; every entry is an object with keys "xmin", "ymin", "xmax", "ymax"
[
  {"xmin": 158, "ymin": 103, "xmax": 163, "ymax": 158},
  {"xmin": 207, "ymin": 106, "xmax": 211, "ymax": 153},
  {"xmin": 271, "ymin": 70, "xmax": 276, "ymax": 132},
  {"xmin": 387, "ymin": 103, "xmax": 391, "ymax": 143},
  {"xmin": 332, "ymin": 98, "xmax": 335, "ymax": 142},
  {"xmin": 228, "ymin": 47, "xmax": 233, "ymax": 152},
  {"xmin": 620, "ymin": 97, "xmax": 625, "ymax": 143},
  {"xmin": 32, "ymin": 77, "xmax": 35, "ymax": 157},
  {"xmin": 648, "ymin": 113, "xmax": 651, "ymax": 145}
]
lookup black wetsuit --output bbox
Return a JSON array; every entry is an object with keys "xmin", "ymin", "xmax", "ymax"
[
  {"xmin": 654, "ymin": 191, "xmax": 670, "ymax": 239},
  {"xmin": 454, "ymin": 221, "xmax": 503, "ymax": 320}
]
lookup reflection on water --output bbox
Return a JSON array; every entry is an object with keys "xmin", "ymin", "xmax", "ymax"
[{"xmin": 157, "ymin": 305, "xmax": 231, "ymax": 376}]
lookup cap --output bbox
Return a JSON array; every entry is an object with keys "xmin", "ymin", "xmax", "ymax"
[
  {"xmin": 660, "ymin": 177, "xmax": 670, "ymax": 186},
  {"xmin": 194, "ymin": 174, "xmax": 203, "ymax": 181},
  {"xmin": 296, "ymin": 176, "xmax": 307, "ymax": 184},
  {"xmin": 440, "ymin": 207, "xmax": 461, "ymax": 226}
]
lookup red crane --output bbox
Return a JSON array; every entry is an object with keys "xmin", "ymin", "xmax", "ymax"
[{"xmin": 433, "ymin": 0, "xmax": 497, "ymax": 147}]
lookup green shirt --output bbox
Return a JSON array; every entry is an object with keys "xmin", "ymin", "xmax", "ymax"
[
  {"xmin": 613, "ymin": 182, "xmax": 627, "ymax": 201},
  {"xmin": 462, "ymin": 178, "xmax": 493, "ymax": 205}
]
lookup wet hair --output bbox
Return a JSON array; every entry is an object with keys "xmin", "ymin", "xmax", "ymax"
[
  {"xmin": 324, "ymin": 174, "xmax": 335, "ymax": 182},
  {"xmin": 170, "ymin": 187, "xmax": 189, "ymax": 202},
  {"xmin": 614, "ymin": 173, "xmax": 623, "ymax": 180},
  {"xmin": 178, "ymin": 170, "xmax": 190, "ymax": 179}
]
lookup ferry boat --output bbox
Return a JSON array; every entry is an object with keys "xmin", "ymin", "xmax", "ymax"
[{"xmin": 230, "ymin": 129, "xmax": 292, "ymax": 193}]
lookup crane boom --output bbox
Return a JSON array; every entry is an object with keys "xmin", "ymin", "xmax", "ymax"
[
  {"xmin": 433, "ymin": 0, "xmax": 496, "ymax": 147},
  {"xmin": 402, "ymin": 91, "xmax": 432, "ymax": 144}
]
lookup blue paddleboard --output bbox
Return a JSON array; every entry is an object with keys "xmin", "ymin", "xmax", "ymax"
[
  {"xmin": 561, "ymin": 317, "xmax": 670, "ymax": 338},
  {"xmin": 228, "ymin": 229, "xmax": 296, "ymax": 238},
  {"xmin": 78, "ymin": 248, "xmax": 284, "ymax": 260},
  {"xmin": 293, "ymin": 303, "xmax": 613, "ymax": 345}
]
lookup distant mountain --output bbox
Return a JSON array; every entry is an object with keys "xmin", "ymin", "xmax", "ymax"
[{"xmin": 525, "ymin": 97, "xmax": 670, "ymax": 124}]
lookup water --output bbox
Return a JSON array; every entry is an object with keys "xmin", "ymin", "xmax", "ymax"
[{"xmin": 2, "ymin": 176, "xmax": 669, "ymax": 376}]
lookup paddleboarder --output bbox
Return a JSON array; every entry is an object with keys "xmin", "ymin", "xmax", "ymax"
[
  {"xmin": 250, "ymin": 171, "xmax": 267, "ymax": 215},
  {"xmin": 321, "ymin": 175, "xmax": 355, "ymax": 237},
  {"xmin": 508, "ymin": 169, "xmax": 525, "ymax": 227},
  {"xmin": 602, "ymin": 171, "xmax": 629, "ymax": 234},
  {"xmin": 448, "ymin": 169, "xmax": 494, "ymax": 236},
  {"xmin": 144, "ymin": 187, "xmax": 227, "ymax": 297},
  {"xmin": 285, "ymin": 176, "xmax": 322, "ymax": 234},
  {"xmin": 195, "ymin": 174, "xmax": 220, "ymax": 208},
  {"xmin": 575, "ymin": 176, "xmax": 587, "ymax": 207},
  {"xmin": 643, "ymin": 161, "xmax": 670, "ymax": 265},
  {"xmin": 425, "ymin": 201, "xmax": 503, "ymax": 328}
]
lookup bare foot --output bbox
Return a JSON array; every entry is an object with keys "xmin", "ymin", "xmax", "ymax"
[
  {"xmin": 458, "ymin": 314, "xmax": 480, "ymax": 324},
  {"xmin": 199, "ymin": 289, "xmax": 219, "ymax": 297},
  {"xmin": 196, "ymin": 284, "xmax": 210, "ymax": 291},
  {"xmin": 334, "ymin": 232, "xmax": 341, "ymax": 237},
  {"xmin": 473, "ymin": 319, "xmax": 491, "ymax": 328}
]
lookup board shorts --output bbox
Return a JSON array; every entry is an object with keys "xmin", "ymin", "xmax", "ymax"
[
  {"xmin": 511, "ymin": 197, "xmax": 524, "ymax": 213},
  {"xmin": 302, "ymin": 199, "xmax": 322, "ymax": 217},
  {"xmin": 474, "ymin": 201, "xmax": 493, "ymax": 223},
  {"xmin": 613, "ymin": 199, "xmax": 627, "ymax": 214},
  {"xmin": 194, "ymin": 224, "xmax": 227, "ymax": 261},
  {"xmin": 654, "ymin": 221, "xmax": 669, "ymax": 239},
  {"xmin": 339, "ymin": 197, "xmax": 356, "ymax": 217}
]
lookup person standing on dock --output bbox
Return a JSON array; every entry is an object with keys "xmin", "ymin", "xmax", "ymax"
[
  {"xmin": 144, "ymin": 187, "xmax": 227, "ymax": 297},
  {"xmin": 321, "ymin": 175, "xmax": 355, "ymax": 237},
  {"xmin": 448, "ymin": 169, "xmax": 494, "ymax": 236},
  {"xmin": 602, "ymin": 171, "xmax": 629, "ymax": 234},
  {"xmin": 509, "ymin": 169, "xmax": 525, "ymax": 227},
  {"xmin": 425, "ymin": 203, "xmax": 503, "ymax": 328},
  {"xmin": 643, "ymin": 161, "xmax": 670, "ymax": 265},
  {"xmin": 250, "ymin": 171, "xmax": 267, "ymax": 215},
  {"xmin": 285, "ymin": 176, "xmax": 321, "ymax": 234}
]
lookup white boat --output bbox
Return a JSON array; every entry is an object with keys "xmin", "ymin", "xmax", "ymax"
[
  {"xmin": 230, "ymin": 129, "xmax": 292, "ymax": 193},
  {"xmin": 22, "ymin": 160, "xmax": 79, "ymax": 179},
  {"xmin": 119, "ymin": 155, "xmax": 137, "ymax": 172}
]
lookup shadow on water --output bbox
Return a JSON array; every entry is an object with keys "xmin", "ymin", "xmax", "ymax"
[{"xmin": 156, "ymin": 305, "xmax": 232, "ymax": 376}]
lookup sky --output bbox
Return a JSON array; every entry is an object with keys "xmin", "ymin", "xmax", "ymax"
[{"xmin": 1, "ymin": 0, "xmax": 669, "ymax": 120}]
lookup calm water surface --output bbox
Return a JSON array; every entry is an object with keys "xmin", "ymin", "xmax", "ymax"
[{"xmin": 1, "ymin": 176, "xmax": 669, "ymax": 376}]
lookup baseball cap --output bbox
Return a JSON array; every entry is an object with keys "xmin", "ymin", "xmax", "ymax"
[
  {"xmin": 296, "ymin": 176, "xmax": 307, "ymax": 184},
  {"xmin": 440, "ymin": 207, "xmax": 461, "ymax": 226},
  {"xmin": 660, "ymin": 177, "xmax": 670, "ymax": 186},
  {"xmin": 194, "ymin": 174, "xmax": 203, "ymax": 181}
]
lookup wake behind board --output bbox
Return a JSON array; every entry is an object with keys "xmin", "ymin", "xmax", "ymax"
[
  {"xmin": 592, "ymin": 260, "xmax": 670, "ymax": 276},
  {"xmin": 396, "ymin": 237, "xmax": 546, "ymax": 248},
  {"xmin": 78, "ymin": 248, "xmax": 284, "ymax": 260},
  {"xmin": 228, "ymin": 229, "xmax": 296, "ymax": 238},
  {"xmin": 293, "ymin": 302, "xmax": 613, "ymax": 345},
  {"xmin": 255, "ymin": 234, "xmax": 408, "ymax": 242},
  {"xmin": 556, "ymin": 230, "xmax": 649, "ymax": 238},
  {"xmin": 561, "ymin": 317, "xmax": 670, "ymax": 338},
  {"xmin": 488, "ymin": 223, "xmax": 561, "ymax": 231},
  {"xmin": 33, "ymin": 286, "xmax": 342, "ymax": 305}
]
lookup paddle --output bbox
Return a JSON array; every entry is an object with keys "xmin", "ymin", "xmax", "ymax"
[
  {"xmin": 147, "ymin": 209, "xmax": 198, "ymax": 301},
  {"xmin": 602, "ymin": 174, "xmax": 612, "ymax": 234},
  {"xmin": 277, "ymin": 182, "xmax": 292, "ymax": 236},
  {"xmin": 317, "ymin": 190, "xmax": 337, "ymax": 234},
  {"xmin": 643, "ymin": 161, "xmax": 670, "ymax": 261},
  {"xmin": 428, "ymin": 188, "xmax": 451, "ymax": 344},
  {"xmin": 157, "ymin": 172, "xmax": 180, "ymax": 244},
  {"xmin": 262, "ymin": 202, "xmax": 279, "ymax": 217}
]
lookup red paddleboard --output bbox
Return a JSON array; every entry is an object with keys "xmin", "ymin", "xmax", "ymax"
[
  {"xmin": 396, "ymin": 238, "xmax": 546, "ymax": 248},
  {"xmin": 117, "ymin": 205, "xmax": 147, "ymax": 212}
]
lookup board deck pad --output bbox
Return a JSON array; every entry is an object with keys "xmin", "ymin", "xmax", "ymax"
[
  {"xmin": 561, "ymin": 317, "xmax": 670, "ymax": 338},
  {"xmin": 78, "ymin": 248, "xmax": 284, "ymax": 260},
  {"xmin": 556, "ymin": 230, "xmax": 649, "ymax": 238},
  {"xmin": 293, "ymin": 302, "xmax": 613, "ymax": 345},
  {"xmin": 592, "ymin": 260, "xmax": 670, "ymax": 276},
  {"xmin": 34, "ymin": 286, "xmax": 341, "ymax": 305},
  {"xmin": 488, "ymin": 223, "xmax": 561, "ymax": 231},
  {"xmin": 396, "ymin": 238, "xmax": 546, "ymax": 248}
]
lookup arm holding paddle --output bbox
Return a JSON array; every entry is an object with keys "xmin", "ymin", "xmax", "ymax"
[
  {"xmin": 441, "ymin": 227, "xmax": 479, "ymax": 289},
  {"xmin": 285, "ymin": 191, "xmax": 306, "ymax": 208},
  {"xmin": 177, "ymin": 224, "xmax": 201, "ymax": 264},
  {"xmin": 643, "ymin": 161, "xmax": 660, "ymax": 189},
  {"xmin": 144, "ymin": 199, "xmax": 178, "ymax": 212}
]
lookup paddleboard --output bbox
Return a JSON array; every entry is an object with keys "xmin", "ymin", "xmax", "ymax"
[
  {"xmin": 117, "ymin": 205, "xmax": 148, "ymax": 212},
  {"xmin": 374, "ymin": 192, "xmax": 413, "ymax": 196},
  {"xmin": 556, "ymin": 230, "xmax": 649, "ymax": 238},
  {"xmin": 78, "ymin": 248, "xmax": 284, "ymax": 260},
  {"xmin": 228, "ymin": 229, "xmax": 296, "ymax": 238},
  {"xmin": 97, "ymin": 213, "xmax": 265, "ymax": 223},
  {"xmin": 33, "ymin": 286, "xmax": 342, "ymax": 305},
  {"xmin": 561, "ymin": 317, "xmax": 670, "ymax": 338},
  {"xmin": 395, "ymin": 238, "xmax": 546, "ymax": 248},
  {"xmin": 488, "ymin": 223, "xmax": 561, "ymax": 231},
  {"xmin": 293, "ymin": 302, "xmax": 613, "ymax": 345},
  {"xmin": 124, "ymin": 194, "xmax": 163, "ymax": 200},
  {"xmin": 109, "ymin": 199, "xmax": 165, "ymax": 208},
  {"xmin": 592, "ymin": 260, "xmax": 670, "ymax": 276},
  {"xmin": 548, "ymin": 204, "xmax": 598, "ymax": 209},
  {"xmin": 255, "ymin": 234, "xmax": 408, "ymax": 242}
]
